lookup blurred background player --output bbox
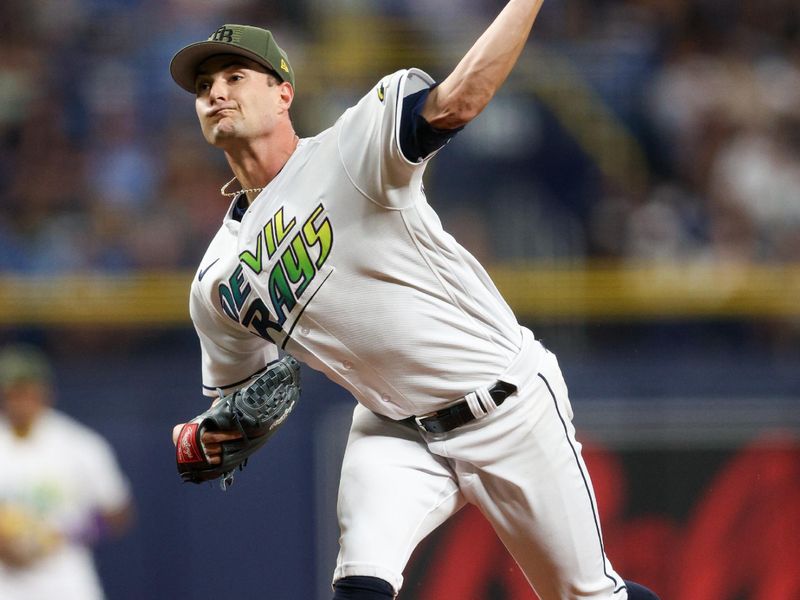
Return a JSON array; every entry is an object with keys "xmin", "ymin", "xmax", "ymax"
[{"xmin": 0, "ymin": 344, "xmax": 134, "ymax": 600}]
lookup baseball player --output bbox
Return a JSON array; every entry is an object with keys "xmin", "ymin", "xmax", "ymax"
[
  {"xmin": 169, "ymin": 1, "xmax": 660, "ymax": 598},
  {"xmin": 0, "ymin": 345, "xmax": 134, "ymax": 600}
]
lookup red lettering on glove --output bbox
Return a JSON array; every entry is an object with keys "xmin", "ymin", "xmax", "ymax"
[{"xmin": 176, "ymin": 423, "xmax": 204, "ymax": 464}]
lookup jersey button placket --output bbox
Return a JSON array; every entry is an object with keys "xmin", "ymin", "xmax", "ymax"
[{"xmin": 342, "ymin": 360, "xmax": 353, "ymax": 370}]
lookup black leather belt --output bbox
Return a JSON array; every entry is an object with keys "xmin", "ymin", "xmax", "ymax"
[{"xmin": 409, "ymin": 381, "xmax": 517, "ymax": 433}]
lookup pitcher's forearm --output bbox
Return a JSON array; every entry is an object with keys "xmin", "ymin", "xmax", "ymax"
[{"xmin": 422, "ymin": 0, "xmax": 545, "ymax": 129}]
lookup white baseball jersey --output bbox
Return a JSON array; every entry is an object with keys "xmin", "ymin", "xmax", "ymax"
[
  {"xmin": 190, "ymin": 66, "xmax": 628, "ymax": 600},
  {"xmin": 190, "ymin": 68, "xmax": 543, "ymax": 419},
  {"xmin": 0, "ymin": 410, "xmax": 131, "ymax": 600}
]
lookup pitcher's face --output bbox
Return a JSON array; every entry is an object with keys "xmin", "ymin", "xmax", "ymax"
[{"xmin": 194, "ymin": 55, "xmax": 288, "ymax": 147}]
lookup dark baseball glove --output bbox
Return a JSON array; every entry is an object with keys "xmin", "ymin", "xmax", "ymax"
[{"xmin": 175, "ymin": 355, "xmax": 301, "ymax": 489}]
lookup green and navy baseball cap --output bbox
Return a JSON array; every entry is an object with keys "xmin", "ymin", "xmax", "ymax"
[
  {"xmin": 0, "ymin": 345, "xmax": 53, "ymax": 390},
  {"xmin": 170, "ymin": 24, "xmax": 295, "ymax": 93}
]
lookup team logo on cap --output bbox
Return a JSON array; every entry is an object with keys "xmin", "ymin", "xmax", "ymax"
[
  {"xmin": 280, "ymin": 59, "xmax": 289, "ymax": 73},
  {"xmin": 210, "ymin": 26, "xmax": 234, "ymax": 42}
]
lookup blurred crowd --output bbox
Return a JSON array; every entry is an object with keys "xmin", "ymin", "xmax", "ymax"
[
  {"xmin": 589, "ymin": 0, "xmax": 800, "ymax": 265},
  {"xmin": 0, "ymin": 0, "xmax": 798, "ymax": 272}
]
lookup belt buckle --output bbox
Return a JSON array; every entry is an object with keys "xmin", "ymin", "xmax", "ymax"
[{"xmin": 413, "ymin": 410, "xmax": 438, "ymax": 431}]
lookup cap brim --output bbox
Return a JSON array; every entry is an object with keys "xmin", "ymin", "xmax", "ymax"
[{"xmin": 169, "ymin": 40, "xmax": 281, "ymax": 93}]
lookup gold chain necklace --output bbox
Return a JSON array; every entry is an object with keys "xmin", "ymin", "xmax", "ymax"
[{"xmin": 220, "ymin": 177, "xmax": 265, "ymax": 198}]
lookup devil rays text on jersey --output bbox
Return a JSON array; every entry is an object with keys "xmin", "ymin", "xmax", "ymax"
[{"xmin": 219, "ymin": 202, "xmax": 333, "ymax": 345}]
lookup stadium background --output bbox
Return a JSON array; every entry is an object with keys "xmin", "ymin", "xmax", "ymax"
[{"xmin": 1, "ymin": 0, "xmax": 798, "ymax": 598}]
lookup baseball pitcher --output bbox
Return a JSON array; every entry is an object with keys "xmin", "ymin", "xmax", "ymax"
[{"xmin": 169, "ymin": 1, "xmax": 659, "ymax": 598}]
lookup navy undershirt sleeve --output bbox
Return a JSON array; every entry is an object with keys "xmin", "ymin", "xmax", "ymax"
[{"xmin": 399, "ymin": 86, "xmax": 464, "ymax": 163}]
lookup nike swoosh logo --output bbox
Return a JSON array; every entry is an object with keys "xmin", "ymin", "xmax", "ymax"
[{"xmin": 198, "ymin": 258, "xmax": 220, "ymax": 281}]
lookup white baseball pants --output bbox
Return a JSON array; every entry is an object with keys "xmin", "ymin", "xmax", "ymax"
[{"xmin": 333, "ymin": 347, "xmax": 627, "ymax": 599}]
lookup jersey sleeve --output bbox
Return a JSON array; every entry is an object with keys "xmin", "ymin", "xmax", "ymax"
[
  {"xmin": 76, "ymin": 430, "xmax": 131, "ymax": 513},
  {"xmin": 190, "ymin": 285, "xmax": 278, "ymax": 398},
  {"xmin": 338, "ymin": 68, "xmax": 446, "ymax": 209}
]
